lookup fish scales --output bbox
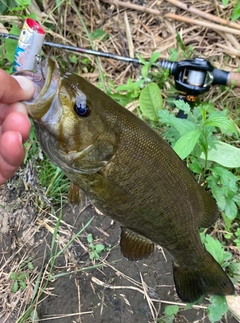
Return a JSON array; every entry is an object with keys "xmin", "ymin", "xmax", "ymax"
[{"xmin": 18, "ymin": 58, "xmax": 235, "ymax": 302}]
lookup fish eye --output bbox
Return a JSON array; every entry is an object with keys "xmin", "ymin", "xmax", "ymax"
[
  {"xmin": 74, "ymin": 101, "xmax": 90, "ymax": 117},
  {"xmin": 74, "ymin": 93, "xmax": 90, "ymax": 117}
]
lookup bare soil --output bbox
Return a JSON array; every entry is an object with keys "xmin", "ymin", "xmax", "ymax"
[{"xmin": 0, "ymin": 178, "xmax": 239, "ymax": 323}]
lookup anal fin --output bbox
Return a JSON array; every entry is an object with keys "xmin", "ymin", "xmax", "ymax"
[{"xmin": 120, "ymin": 228, "xmax": 154, "ymax": 260}]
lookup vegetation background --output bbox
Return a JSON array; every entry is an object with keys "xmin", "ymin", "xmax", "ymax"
[{"xmin": 0, "ymin": 0, "xmax": 239, "ymax": 322}]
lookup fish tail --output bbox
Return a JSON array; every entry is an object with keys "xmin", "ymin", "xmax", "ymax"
[{"xmin": 173, "ymin": 250, "xmax": 235, "ymax": 302}]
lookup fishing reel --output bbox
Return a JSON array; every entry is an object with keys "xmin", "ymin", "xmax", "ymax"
[{"xmin": 158, "ymin": 57, "xmax": 232, "ymax": 101}]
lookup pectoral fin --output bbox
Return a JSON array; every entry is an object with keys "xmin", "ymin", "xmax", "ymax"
[
  {"xmin": 120, "ymin": 228, "xmax": 154, "ymax": 260},
  {"xmin": 68, "ymin": 182, "xmax": 85, "ymax": 205}
]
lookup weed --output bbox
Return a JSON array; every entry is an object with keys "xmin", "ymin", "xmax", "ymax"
[
  {"xmin": 87, "ymin": 233, "xmax": 105, "ymax": 261},
  {"xmin": 222, "ymin": 0, "xmax": 240, "ymax": 21},
  {"xmin": 163, "ymin": 305, "xmax": 180, "ymax": 323},
  {"xmin": 10, "ymin": 257, "xmax": 34, "ymax": 293}
]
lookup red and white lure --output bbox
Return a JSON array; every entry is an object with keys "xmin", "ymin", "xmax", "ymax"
[{"xmin": 13, "ymin": 18, "xmax": 45, "ymax": 72}]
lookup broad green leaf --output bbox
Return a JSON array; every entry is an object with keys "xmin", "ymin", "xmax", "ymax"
[
  {"xmin": 202, "ymin": 234, "xmax": 224, "ymax": 264},
  {"xmin": 200, "ymin": 141, "xmax": 240, "ymax": 168},
  {"xmin": 207, "ymin": 296, "xmax": 228, "ymax": 323},
  {"xmin": 225, "ymin": 198, "xmax": 238, "ymax": 220},
  {"xmin": 204, "ymin": 116, "xmax": 238, "ymax": 136},
  {"xmin": 139, "ymin": 83, "xmax": 162, "ymax": 121},
  {"xmin": 173, "ymin": 128, "xmax": 201, "ymax": 159},
  {"xmin": 158, "ymin": 110, "xmax": 197, "ymax": 134}
]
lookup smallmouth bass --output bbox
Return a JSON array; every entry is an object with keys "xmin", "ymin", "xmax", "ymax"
[{"xmin": 18, "ymin": 58, "xmax": 235, "ymax": 302}]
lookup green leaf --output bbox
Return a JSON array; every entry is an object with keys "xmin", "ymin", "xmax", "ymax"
[
  {"xmin": 136, "ymin": 53, "xmax": 147, "ymax": 65},
  {"xmin": 89, "ymin": 251, "xmax": 95, "ymax": 260},
  {"xmin": 15, "ymin": 0, "xmax": 30, "ymax": 5},
  {"xmin": 222, "ymin": 0, "xmax": 229, "ymax": 5},
  {"xmin": 139, "ymin": 83, "xmax": 163, "ymax": 121},
  {"xmin": 200, "ymin": 141, "xmax": 240, "ymax": 168},
  {"xmin": 225, "ymin": 197, "xmax": 238, "ymax": 220},
  {"xmin": 0, "ymin": 0, "xmax": 16, "ymax": 14},
  {"xmin": 141, "ymin": 64, "xmax": 149, "ymax": 79},
  {"xmin": 95, "ymin": 244, "xmax": 105, "ymax": 253},
  {"xmin": 207, "ymin": 295, "xmax": 228, "ymax": 323},
  {"xmin": 173, "ymin": 128, "xmax": 201, "ymax": 159},
  {"xmin": 90, "ymin": 28, "xmax": 108, "ymax": 40},
  {"xmin": 158, "ymin": 110, "xmax": 197, "ymax": 134},
  {"xmin": 173, "ymin": 100, "xmax": 191, "ymax": 115},
  {"xmin": 11, "ymin": 281, "xmax": 19, "ymax": 293},
  {"xmin": 5, "ymin": 23, "xmax": 20, "ymax": 64},
  {"xmin": 10, "ymin": 272, "xmax": 18, "ymax": 281},
  {"xmin": 204, "ymin": 116, "xmax": 238, "ymax": 136},
  {"xmin": 189, "ymin": 156, "xmax": 202, "ymax": 173},
  {"xmin": 164, "ymin": 305, "xmax": 179, "ymax": 316},
  {"xmin": 19, "ymin": 280, "xmax": 27, "ymax": 290},
  {"xmin": 229, "ymin": 261, "xmax": 240, "ymax": 277},
  {"xmin": 202, "ymin": 234, "xmax": 224, "ymax": 265},
  {"xmin": 87, "ymin": 233, "xmax": 93, "ymax": 244},
  {"xmin": 231, "ymin": 3, "xmax": 240, "ymax": 21},
  {"xmin": 149, "ymin": 52, "xmax": 160, "ymax": 65},
  {"xmin": 168, "ymin": 48, "xmax": 178, "ymax": 62},
  {"xmin": 28, "ymin": 262, "xmax": 34, "ymax": 270},
  {"xmin": 176, "ymin": 33, "xmax": 185, "ymax": 51}
]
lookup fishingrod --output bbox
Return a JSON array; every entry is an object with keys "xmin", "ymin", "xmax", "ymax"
[
  {"xmin": 0, "ymin": 32, "xmax": 143, "ymax": 65},
  {"xmin": 1, "ymin": 32, "xmax": 240, "ymax": 98}
]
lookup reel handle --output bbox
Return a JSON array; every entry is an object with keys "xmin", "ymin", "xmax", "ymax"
[{"xmin": 227, "ymin": 72, "xmax": 240, "ymax": 88}]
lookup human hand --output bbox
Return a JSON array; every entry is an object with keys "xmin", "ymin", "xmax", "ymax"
[{"xmin": 0, "ymin": 69, "xmax": 34, "ymax": 185}]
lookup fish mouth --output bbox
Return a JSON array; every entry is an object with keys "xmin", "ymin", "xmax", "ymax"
[{"xmin": 13, "ymin": 58, "xmax": 60, "ymax": 119}]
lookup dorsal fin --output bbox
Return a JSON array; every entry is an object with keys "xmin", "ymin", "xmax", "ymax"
[
  {"xmin": 197, "ymin": 188, "xmax": 219, "ymax": 228},
  {"xmin": 120, "ymin": 228, "xmax": 154, "ymax": 260}
]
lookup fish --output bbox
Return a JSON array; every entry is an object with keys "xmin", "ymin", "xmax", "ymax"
[{"xmin": 17, "ymin": 58, "xmax": 235, "ymax": 302}]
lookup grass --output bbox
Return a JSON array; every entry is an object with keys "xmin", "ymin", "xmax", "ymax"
[{"xmin": 0, "ymin": 0, "xmax": 240, "ymax": 322}]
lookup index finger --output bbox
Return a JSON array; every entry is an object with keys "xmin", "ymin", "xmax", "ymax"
[{"xmin": 0, "ymin": 69, "xmax": 34, "ymax": 104}]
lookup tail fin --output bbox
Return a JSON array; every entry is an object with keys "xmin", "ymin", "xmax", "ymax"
[{"xmin": 173, "ymin": 250, "xmax": 235, "ymax": 302}]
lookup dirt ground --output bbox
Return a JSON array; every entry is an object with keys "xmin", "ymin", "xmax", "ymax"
[{"xmin": 0, "ymin": 177, "xmax": 239, "ymax": 323}]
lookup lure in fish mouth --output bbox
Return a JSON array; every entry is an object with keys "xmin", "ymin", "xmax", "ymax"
[
  {"xmin": 15, "ymin": 58, "xmax": 108, "ymax": 174},
  {"xmin": 16, "ymin": 58, "xmax": 235, "ymax": 303}
]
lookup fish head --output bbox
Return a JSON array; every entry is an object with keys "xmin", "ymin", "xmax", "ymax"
[{"xmin": 19, "ymin": 58, "xmax": 117, "ymax": 175}]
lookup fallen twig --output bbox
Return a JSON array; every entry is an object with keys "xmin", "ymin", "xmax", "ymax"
[
  {"xmin": 166, "ymin": 0, "xmax": 240, "ymax": 31},
  {"xmin": 164, "ymin": 13, "xmax": 240, "ymax": 36},
  {"xmin": 100, "ymin": 0, "xmax": 240, "ymax": 36},
  {"xmin": 100, "ymin": 0, "xmax": 161, "ymax": 15}
]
